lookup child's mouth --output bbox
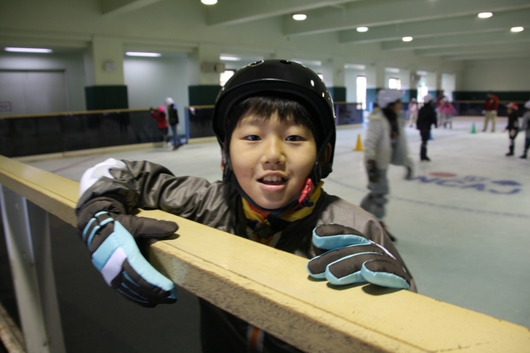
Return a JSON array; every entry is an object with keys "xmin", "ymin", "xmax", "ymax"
[{"xmin": 259, "ymin": 175, "xmax": 287, "ymax": 185}]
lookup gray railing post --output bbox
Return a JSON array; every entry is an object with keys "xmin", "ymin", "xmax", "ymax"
[{"xmin": 0, "ymin": 185, "xmax": 66, "ymax": 353}]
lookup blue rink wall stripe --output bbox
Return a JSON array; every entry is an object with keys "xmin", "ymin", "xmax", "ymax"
[{"xmin": 326, "ymin": 177, "xmax": 530, "ymax": 219}]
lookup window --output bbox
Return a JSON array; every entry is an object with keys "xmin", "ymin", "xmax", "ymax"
[
  {"xmin": 356, "ymin": 75, "xmax": 367, "ymax": 110},
  {"xmin": 388, "ymin": 77, "xmax": 401, "ymax": 90},
  {"xmin": 418, "ymin": 83, "xmax": 429, "ymax": 103},
  {"xmin": 220, "ymin": 69, "xmax": 235, "ymax": 86}
]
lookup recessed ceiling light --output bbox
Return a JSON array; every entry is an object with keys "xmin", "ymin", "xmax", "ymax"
[
  {"xmin": 201, "ymin": 0, "xmax": 217, "ymax": 5},
  {"xmin": 510, "ymin": 26, "xmax": 524, "ymax": 32},
  {"xmin": 292, "ymin": 14, "xmax": 307, "ymax": 21},
  {"xmin": 402, "ymin": 36, "xmax": 413, "ymax": 42},
  {"xmin": 125, "ymin": 51, "xmax": 161, "ymax": 57},
  {"xmin": 478, "ymin": 12, "xmax": 493, "ymax": 19},
  {"xmin": 220, "ymin": 55, "xmax": 241, "ymax": 61},
  {"xmin": 356, "ymin": 27, "xmax": 369, "ymax": 33},
  {"xmin": 5, "ymin": 47, "xmax": 52, "ymax": 53}
]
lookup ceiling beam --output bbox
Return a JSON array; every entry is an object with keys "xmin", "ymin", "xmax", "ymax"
[
  {"xmin": 284, "ymin": 0, "xmax": 530, "ymax": 36},
  {"xmin": 382, "ymin": 30, "xmax": 530, "ymax": 51},
  {"xmin": 205, "ymin": 0, "xmax": 354, "ymax": 26},
  {"xmin": 444, "ymin": 50, "xmax": 530, "ymax": 61},
  {"xmin": 339, "ymin": 8, "xmax": 530, "ymax": 44},
  {"xmin": 100, "ymin": 0, "xmax": 162, "ymax": 16},
  {"xmin": 416, "ymin": 42, "xmax": 526, "ymax": 57}
]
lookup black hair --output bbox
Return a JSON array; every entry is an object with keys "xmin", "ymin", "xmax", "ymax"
[{"xmin": 223, "ymin": 95, "xmax": 322, "ymax": 155}]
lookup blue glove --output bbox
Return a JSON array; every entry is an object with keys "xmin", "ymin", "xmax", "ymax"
[
  {"xmin": 77, "ymin": 197, "xmax": 178, "ymax": 307},
  {"xmin": 307, "ymin": 224, "xmax": 411, "ymax": 290}
]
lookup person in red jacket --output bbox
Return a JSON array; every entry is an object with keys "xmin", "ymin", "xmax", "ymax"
[
  {"xmin": 483, "ymin": 91, "xmax": 499, "ymax": 132},
  {"xmin": 150, "ymin": 105, "xmax": 169, "ymax": 145}
]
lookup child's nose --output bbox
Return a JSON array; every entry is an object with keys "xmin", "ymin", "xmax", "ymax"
[{"xmin": 261, "ymin": 137, "xmax": 285, "ymax": 165}]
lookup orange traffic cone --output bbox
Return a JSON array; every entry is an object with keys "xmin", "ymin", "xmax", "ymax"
[{"xmin": 353, "ymin": 134, "xmax": 363, "ymax": 151}]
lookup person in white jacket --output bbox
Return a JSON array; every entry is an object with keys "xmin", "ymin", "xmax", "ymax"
[
  {"xmin": 520, "ymin": 99, "xmax": 530, "ymax": 159},
  {"xmin": 360, "ymin": 89, "xmax": 413, "ymax": 241}
]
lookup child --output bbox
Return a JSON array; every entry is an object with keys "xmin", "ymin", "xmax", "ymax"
[
  {"xmin": 150, "ymin": 105, "xmax": 169, "ymax": 144},
  {"xmin": 520, "ymin": 100, "xmax": 530, "ymax": 159},
  {"xmin": 438, "ymin": 99, "xmax": 457, "ymax": 129},
  {"xmin": 361, "ymin": 89, "xmax": 413, "ymax": 242},
  {"xmin": 76, "ymin": 60, "xmax": 415, "ymax": 353},
  {"xmin": 416, "ymin": 94, "xmax": 438, "ymax": 161},
  {"xmin": 504, "ymin": 102, "xmax": 519, "ymax": 156}
]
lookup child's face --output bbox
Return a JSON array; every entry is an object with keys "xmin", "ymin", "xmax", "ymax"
[{"xmin": 229, "ymin": 111, "xmax": 317, "ymax": 210}]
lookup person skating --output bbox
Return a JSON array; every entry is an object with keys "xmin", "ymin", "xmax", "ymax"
[
  {"xmin": 416, "ymin": 94, "xmax": 437, "ymax": 161},
  {"xmin": 519, "ymin": 100, "xmax": 530, "ymax": 159},
  {"xmin": 504, "ymin": 102, "xmax": 519, "ymax": 156},
  {"xmin": 361, "ymin": 89, "xmax": 414, "ymax": 242}
]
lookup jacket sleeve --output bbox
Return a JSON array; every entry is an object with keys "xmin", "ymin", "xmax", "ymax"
[
  {"xmin": 431, "ymin": 107, "xmax": 438, "ymax": 127},
  {"xmin": 363, "ymin": 119, "xmax": 382, "ymax": 163},
  {"xmin": 76, "ymin": 160, "xmax": 233, "ymax": 224}
]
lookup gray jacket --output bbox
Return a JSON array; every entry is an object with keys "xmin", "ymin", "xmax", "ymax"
[
  {"xmin": 77, "ymin": 159, "xmax": 416, "ymax": 353},
  {"xmin": 521, "ymin": 111, "xmax": 530, "ymax": 137},
  {"xmin": 364, "ymin": 108, "xmax": 412, "ymax": 169}
]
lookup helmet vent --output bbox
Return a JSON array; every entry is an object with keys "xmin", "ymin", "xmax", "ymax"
[
  {"xmin": 310, "ymin": 80, "xmax": 315, "ymax": 87},
  {"xmin": 279, "ymin": 60, "xmax": 292, "ymax": 65}
]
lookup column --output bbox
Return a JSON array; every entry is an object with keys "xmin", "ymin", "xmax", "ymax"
[
  {"xmin": 188, "ymin": 43, "xmax": 222, "ymax": 106},
  {"xmin": 84, "ymin": 36, "xmax": 128, "ymax": 110}
]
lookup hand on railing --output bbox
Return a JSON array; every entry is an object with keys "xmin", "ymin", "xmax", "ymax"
[
  {"xmin": 77, "ymin": 196, "xmax": 178, "ymax": 307},
  {"xmin": 307, "ymin": 224, "xmax": 411, "ymax": 289}
]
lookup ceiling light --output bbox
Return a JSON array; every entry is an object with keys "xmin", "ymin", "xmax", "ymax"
[
  {"xmin": 511, "ymin": 26, "xmax": 524, "ymax": 33},
  {"xmin": 125, "ymin": 51, "xmax": 161, "ymax": 57},
  {"xmin": 292, "ymin": 14, "xmax": 307, "ymax": 21},
  {"xmin": 5, "ymin": 47, "xmax": 52, "ymax": 53},
  {"xmin": 402, "ymin": 36, "xmax": 413, "ymax": 42},
  {"xmin": 345, "ymin": 64, "xmax": 365, "ymax": 70},
  {"xmin": 201, "ymin": 0, "xmax": 217, "ymax": 5},
  {"xmin": 220, "ymin": 55, "xmax": 241, "ymax": 61},
  {"xmin": 478, "ymin": 12, "xmax": 493, "ymax": 19},
  {"xmin": 356, "ymin": 27, "xmax": 369, "ymax": 33}
]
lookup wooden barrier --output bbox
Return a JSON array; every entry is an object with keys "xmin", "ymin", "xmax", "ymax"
[{"xmin": 0, "ymin": 155, "xmax": 529, "ymax": 352}]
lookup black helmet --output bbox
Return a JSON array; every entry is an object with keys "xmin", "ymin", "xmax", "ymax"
[{"xmin": 212, "ymin": 59, "xmax": 336, "ymax": 181}]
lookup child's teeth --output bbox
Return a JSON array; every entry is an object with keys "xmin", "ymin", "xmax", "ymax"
[{"xmin": 264, "ymin": 176, "xmax": 282, "ymax": 182}]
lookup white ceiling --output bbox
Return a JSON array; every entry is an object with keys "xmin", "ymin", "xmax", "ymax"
[
  {"xmin": 198, "ymin": 0, "xmax": 530, "ymax": 62},
  {"xmin": 3, "ymin": 0, "xmax": 530, "ymax": 62}
]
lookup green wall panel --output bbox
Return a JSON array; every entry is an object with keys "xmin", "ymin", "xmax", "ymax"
[
  {"xmin": 85, "ymin": 85, "xmax": 128, "ymax": 110},
  {"xmin": 188, "ymin": 85, "xmax": 222, "ymax": 106},
  {"xmin": 328, "ymin": 86, "xmax": 346, "ymax": 103}
]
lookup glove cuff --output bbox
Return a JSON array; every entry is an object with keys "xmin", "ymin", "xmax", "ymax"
[{"xmin": 76, "ymin": 195, "xmax": 129, "ymax": 232}]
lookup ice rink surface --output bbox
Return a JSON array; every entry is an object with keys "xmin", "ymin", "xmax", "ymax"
[{"xmin": 27, "ymin": 117, "xmax": 530, "ymax": 328}]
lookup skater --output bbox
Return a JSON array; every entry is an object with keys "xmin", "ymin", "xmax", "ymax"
[
  {"xmin": 75, "ymin": 60, "xmax": 416, "ymax": 353},
  {"xmin": 165, "ymin": 97, "xmax": 181, "ymax": 150},
  {"xmin": 408, "ymin": 98, "xmax": 418, "ymax": 127},
  {"xmin": 416, "ymin": 94, "xmax": 437, "ymax": 161},
  {"xmin": 150, "ymin": 106, "xmax": 169, "ymax": 145},
  {"xmin": 483, "ymin": 91, "xmax": 499, "ymax": 132},
  {"xmin": 439, "ymin": 99, "xmax": 457, "ymax": 128},
  {"xmin": 361, "ymin": 89, "xmax": 414, "ymax": 241},
  {"xmin": 520, "ymin": 100, "xmax": 530, "ymax": 159},
  {"xmin": 504, "ymin": 102, "xmax": 519, "ymax": 156}
]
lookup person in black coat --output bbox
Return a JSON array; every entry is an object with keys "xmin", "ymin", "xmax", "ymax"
[
  {"xmin": 504, "ymin": 102, "xmax": 519, "ymax": 156},
  {"xmin": 416, "ymin": 94, "xmax": 437, "ymax": 161}
]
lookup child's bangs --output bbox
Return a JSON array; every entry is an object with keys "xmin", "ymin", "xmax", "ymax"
[{"xmin": 225, "ymin": 96, "xmax": 320, "ymax": 144}]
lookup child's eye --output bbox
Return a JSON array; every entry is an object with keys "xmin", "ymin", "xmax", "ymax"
[
  {"xmin": 286, "ymin": 135, "xmax": 305, "ymax": 142},
  {"xmin": 245, "ymin": 135, "xmax": 261, "ymax": 141}
]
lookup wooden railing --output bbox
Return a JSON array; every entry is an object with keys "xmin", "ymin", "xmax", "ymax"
[{"xmin": 0, "ymin": 155, "xmax": 529, "ymax": 352}]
